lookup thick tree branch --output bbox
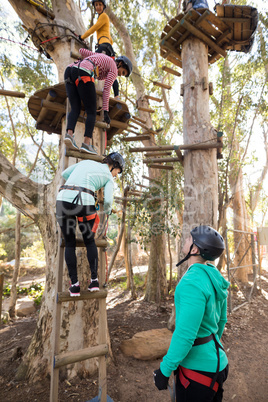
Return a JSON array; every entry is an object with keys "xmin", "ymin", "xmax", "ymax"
[{"xmin": 0, "ymin": 152, "xmax": 43, "ymax": 220}]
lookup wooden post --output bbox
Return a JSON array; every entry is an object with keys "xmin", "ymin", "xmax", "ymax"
[
  {"xmin": 181, "ymin": 36, "xmax": 218, "ymax": 239},
  {"xmin": 0, "ymin": 89, "xmax": 25, "ymax": 98}
]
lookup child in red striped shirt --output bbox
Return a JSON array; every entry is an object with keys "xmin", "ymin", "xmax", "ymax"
[{"xmin": 64, "ymin": 49, "xmax": 132, "ymax": 154}]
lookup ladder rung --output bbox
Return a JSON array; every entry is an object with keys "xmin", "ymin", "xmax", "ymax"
[
  {"xmin": 60, "ymin": 238, "xmax": 109, "ymax": 248},
  {"xmin": 57, "ymin": 289, "xmax": 107, "ymax": 303},
  {"xmin": 54, "ymin": 343, "xmax": 108, "ymax": 369}
]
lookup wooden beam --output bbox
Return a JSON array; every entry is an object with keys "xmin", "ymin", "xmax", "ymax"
[
  {"xmin": 61, "ymin": 238, "xmax": 108, "ymax": 248},
  {"xmin": 181, "ymin": 19, "xmax": 227, "ymax": 58},
  {"xmin": 144, "ymin": 95, "xmax": 163, "ymax": 102},
  {"xmin": 128, "ymin": 123, "xmax": 139, "ymax": 130},
  {"xmin": 136, "ymin": 183, "xmax": 150, "ymax": 189},
  {"xmin": 0, "ymin": 89, "xmax": 25, "ymax": 98},
  {"xmin": 65, "ymin": 149, "xmax": 104, "ymax": 162},
  {"xmin": 54, "ymin": 344, "xmax": 108, "ymax": 369},
  {"xmin": 148, "ymin": 164, "xmax": 173, "ymax": 170},
  {"xmin": 124, "ymin": 128, "xmax": 141, "ymax": 135},
  {"xmin": 142, "ymin": 175, "xmax": 161, "ymax": 184},
  {"xmin": 144, "ymin": 157, "xmax": 182, "ymax": 163},
  {"xmin": 57, "ymin": 290, "xmax": 107, "ymax": 304},
  {"xmin": 109, "ymin": 102, "xmax": 122, "ymax": 119},
  {"xmin": 130, "ymin": 145, "xmax": 175, "ymax": 152},
  {"xmin": 162, "ymin": 66, "xmax": 181, "ymax": 77},
  {"xmin": 129, "ymin": 118, "xmax": 151, "ymax": 131},
  {"xmin": 174, "ymin": 147, "xmax": 184, "ymax": 165},
  {"xmin": 122, "ymin": 135, "xmax": 151, "ymax": 142},
  {"xmin": 180, "ymin": 142, "xmax": 221, "ymax": 150},
  {"xmin": 219, "ymin": 17, "xmax": 252, "ymax": 23},
  {"xmin": 152, "ymin": 82, "xmax": 172, "ymax": 90},
  {"xmin": 145, "ymin": 151, "xmax": 172, "ymax": 157},
  {"xmin": 176, "ymin": 9, "xmax": 211, "ymax": 48},
  {"xmin": 137, "ymin": 107, "xmax": 155, "ymax": 113},
  {"xmin": 132, "ymin": 115, "xmax": 147, "ymax": 124},
  {"xmin": 37, "ymin": 91, "xmax": 57, "ymax": 124}
]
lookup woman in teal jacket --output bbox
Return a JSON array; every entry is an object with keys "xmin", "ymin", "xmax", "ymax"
[
  {"xmin": 56, "ymin": 152, "xmax": 125, "ymax": 296},
  {"xmin": 154, "ymin": 225, "xmax": 229, "ymax": 401}
]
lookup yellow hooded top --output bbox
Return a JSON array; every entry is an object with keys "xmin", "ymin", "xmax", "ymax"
[{"xmin": 81, "ymin": 13, "xmax": 113, "ymax": 45}]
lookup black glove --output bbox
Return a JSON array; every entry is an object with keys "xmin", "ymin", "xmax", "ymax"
[
  {"xmin": 78, "ymin": 35, "xmax": 83, "ymax": 41},
  {"xmin": 153, "ymin": 368, "xmax": 169, "ymax": 390},
  {"xmin": 103, "ymin": 110, "xmax": 111, "ymax": 125}
]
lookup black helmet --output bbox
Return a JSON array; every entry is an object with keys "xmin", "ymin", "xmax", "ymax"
[
  {"xmin": 108, "ymin": 152, "xmax": 125, "ymax": 173},
  {"xmin": 115, "ymin": 56, "xmax": 132, "ymax": 77},
  {"xmin": 191, "ymin": 225, "xmax": 225, "ymax": 261},
  {"xmin": 176, "ymin": 225, "xmax": 225, "ymax": 267},
  {"xmin": 92, "ymin": 0, "xmax": 106, "ymax": 9}
]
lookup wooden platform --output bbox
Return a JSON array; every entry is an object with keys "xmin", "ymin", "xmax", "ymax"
[
  {"xmin": 28, "ymin": 82, "xmax": 130, "ymax": 141},
  {"xmin": 160, "ymin": 5, "xmax": 258, "ymax": 67}
]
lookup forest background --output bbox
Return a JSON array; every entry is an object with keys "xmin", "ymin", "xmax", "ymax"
[{"xmin": 0, "ymin": 0, "xmax": 267, "ymax": 399}]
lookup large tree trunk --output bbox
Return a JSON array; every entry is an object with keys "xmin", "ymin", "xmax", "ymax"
[
  {"xmin": 6, "ymin": 0, "xmax": 107, "ymax": 383},
  {"xmin": 179, "ymin": 37, "xmax": 218, "ymax": 276}
]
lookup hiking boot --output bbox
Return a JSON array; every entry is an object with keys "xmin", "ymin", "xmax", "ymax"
[
  {"xmin": 64, "ymin": 133, "xmax": 79, "ymax": 151},
  {"xmin": 80, "ymin": 143, "xmax": 98, "ymax": 155},
  {"xmin": 88, "ymin": 279, "xmax": 99, "ymax": 292},
  {"xmin": 69, "ymin": 281, "xmax": 80, "ymax": 296}
]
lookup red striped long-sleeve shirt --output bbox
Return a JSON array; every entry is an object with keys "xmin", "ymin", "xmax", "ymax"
[{"xmin": 68, "ymin": 49, "xmax": 117, "ymax": 111}]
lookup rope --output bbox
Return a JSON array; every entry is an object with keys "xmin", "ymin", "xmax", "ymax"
[{"xmin": 0, "ymin": 36, "xmax": 39, "ymax": 52}]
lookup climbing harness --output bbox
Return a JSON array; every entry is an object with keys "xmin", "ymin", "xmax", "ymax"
[
  {"xmin": 75, "ymin": 76, "xmax": 95, "ymax": 86},
  {"xmin": 95, "ymin": 41, "xmax": 115, "ymax": 59},
  {"xmin": 59, "ymin": 184, "xmax": 99, "ymax": 209},
  {"xmin": 77, "ymin": 213, "xmax": 100, "ymax": 233},
  {"xmin": 177, "ymin": 334, "xmax": 224, "ymax": 392}
]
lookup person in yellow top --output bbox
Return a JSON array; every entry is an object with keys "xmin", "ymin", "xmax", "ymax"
[{"xmin": 79, "ymin": 0, "xmax": 119, "ymax": 96}]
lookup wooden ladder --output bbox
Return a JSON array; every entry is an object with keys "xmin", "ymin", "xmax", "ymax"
[{"xmin": 50, "ymin": 143, "xmax": 109, "ymax": 401}]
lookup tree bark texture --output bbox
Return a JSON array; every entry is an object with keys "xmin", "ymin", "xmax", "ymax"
[
  {"xmin": 6, "ymin": 0, "xmax": 108, "ymax": 382},
  {"xmin": 8, "ymin": 211, "xmax": 21, "ymax": 318},
  {"xmin": 179, "ymin": 37, "xmax": 218, "ymax": 275}
]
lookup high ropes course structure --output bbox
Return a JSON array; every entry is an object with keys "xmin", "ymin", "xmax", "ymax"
[{"xmin": 1, "ymin": 1, "xmax": 258, "ymax": 401}]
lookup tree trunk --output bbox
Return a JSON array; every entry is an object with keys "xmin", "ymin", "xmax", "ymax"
[
  {"xmin": 107, "ymin": 187, "xmax": 129, "ymax": 280},
  {"xmin": 6, "ymin": 0, "xmax": 110, "ymax": 383},
  {"xmin": 8, "ymin": 211, "xmax": 21, "ymax": 318},
  {"xmin": 179, "ymin": 37, "xmax": 218, "ymax": 275}
]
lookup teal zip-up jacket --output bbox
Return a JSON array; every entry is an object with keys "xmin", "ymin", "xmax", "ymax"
[
  {"xmin": 57, "ymin": 160, "xmax": 114, "ymax": 214},
  {"xmin": 160, "ymin": 263, "xmax": 230, "ymax": 377}
]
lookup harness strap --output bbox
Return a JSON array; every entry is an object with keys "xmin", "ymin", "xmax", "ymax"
[
  {"xmin": 179, "ymin": 366, "xmax": 219, "ymax": 392},
  {"xmin": 77, "ymin": 213, "xmax": 100, "ymax": 233},
  {"xmin": 75, "ymin": 76, "xmax": 95, "ymax": 86},
  {"xmin": 193, "ymin": 333, "xmax": 224, "ymax": 389},
  {"xmin": 59, "ymin": 185, "xmax": 98, "ymax": 208}
]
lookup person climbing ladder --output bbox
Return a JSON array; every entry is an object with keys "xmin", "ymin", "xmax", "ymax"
[
  {"xmin": 79, "ymin": 0, "xmax": 120, "ymax": 98},
  {"xmin": 56, "ymin": 152, "xmax": 125, "ymax": 296},
  {"xmin": 64, "ymin": 49, "xmax": 132, "ymax": 154}
]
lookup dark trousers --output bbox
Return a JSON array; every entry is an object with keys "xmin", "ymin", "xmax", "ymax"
[
  {"xmin": 56, "ymin": 200, "xmax": 98, "ymax": 284},
  {"xmin": 95, "ymin": 44, "xmax": 119, "ymax": 97},
  {"xmin": 64, "ymin": 66, "xmax": 96, "ymax": 138},
  {"xmin": 176, "ymin": 365, "xmax": 229, "ymax": 402}
]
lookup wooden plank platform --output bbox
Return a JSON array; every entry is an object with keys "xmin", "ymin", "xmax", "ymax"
[
  {"xmin": 28, "ymin": 82, "xmax": 130, "ymax": 141},
  {"xmin": 160, "ymin": 5, "xmax": 258, "ymax": 67}
]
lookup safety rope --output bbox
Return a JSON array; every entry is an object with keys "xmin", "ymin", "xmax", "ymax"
[{"xmin": 0, "ymin": 36, "xmax": 39, "ymax": 52}]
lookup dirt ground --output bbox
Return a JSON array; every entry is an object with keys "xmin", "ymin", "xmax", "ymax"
[{"xmin": 0, "ymin": 267, "xmax": 268, "ymax": 402}]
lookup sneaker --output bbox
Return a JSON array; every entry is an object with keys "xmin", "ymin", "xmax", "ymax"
[
  {"xmin": 80, "ymin": 143, "xmax": 98, "ymax": 155},
  {"xmin": 88, "ymin": 279, "xmax": 99, "ymax": 292},
  {"xmin": 69, "ymin": 281, "xmax": 80, "ymax": 296},
  {"xmin": 64, "ymin": 133, "xmax": 79, "ymax": 151}
]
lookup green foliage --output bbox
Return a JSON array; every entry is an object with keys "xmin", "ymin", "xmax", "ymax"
[
  {"xmin": 3, "ymin": 282, "xmax": 45, "ymax": 306},
  {"xmin": 0, "ymin": 200, "xmax": 43, "ymax": 262}
]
